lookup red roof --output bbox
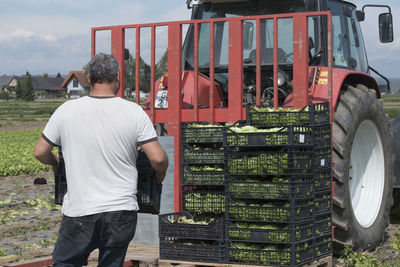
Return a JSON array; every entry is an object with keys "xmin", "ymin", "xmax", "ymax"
[{"xmin": 61, "ymin": 71, "xmax": 90, "ymax": 88}]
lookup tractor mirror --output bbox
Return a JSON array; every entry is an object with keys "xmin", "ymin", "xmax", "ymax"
[
  {"xmin": 356, "ymin": 10, "xmax": 365, "ymax": 22},
  {"xmin": 379, "ymin": 13, "xmax": 394, "ymax": 43},
  {"xmin": 243, "ymin": 22, "xmax": 254, "ymax": 50}
]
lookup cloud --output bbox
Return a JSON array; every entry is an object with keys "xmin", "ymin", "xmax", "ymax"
[{"xmin": 8, "ymin": 29, "xmax": 57, "ymax": 43}]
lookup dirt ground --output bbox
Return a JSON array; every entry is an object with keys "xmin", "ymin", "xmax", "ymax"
[{"xmin": 0, "ymin": 171, "xmax": 61, "ymax": 264}]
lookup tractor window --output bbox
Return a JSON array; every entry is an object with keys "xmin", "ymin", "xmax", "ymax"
[
  {"xmin": 329, "ymin": 2, "xmax": 350, "ymax": 68},
  {"xmin": 183, "ymin": 0, "xmax": 319, "ymax": 69},
  {"xmin": 347, "ymin": 16, "xmax": 361, "ymax": 71},
  {"xmin": 350, "ymin": 10, "xmax": 368, "ymax": 73}
]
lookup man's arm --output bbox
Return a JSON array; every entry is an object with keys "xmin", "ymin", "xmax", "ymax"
[
  {"xmin": 140, "ymin": 140, "xmax": 168, "ymax": 184},
  {"xmin": 34, "ymin": 136, "xmax": 58, "ymax": 174}
]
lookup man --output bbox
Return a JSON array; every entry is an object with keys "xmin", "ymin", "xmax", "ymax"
[{"xmin": 34, "ymin": 53, "xmax": 168, "ymax": 266}]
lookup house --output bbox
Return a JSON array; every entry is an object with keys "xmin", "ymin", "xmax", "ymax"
[
  {"xmin": 31, "ymin": 76, "xmax": 65, "ymax": 98},
  {"xmin": 0, "ymin": 75, "xmax": 14, "ymax": 93},
  {"xmin": 15, "ymin": 75, "xmax": 65, "ymax": 98},
  {"xmin": 61, "ymin": 71, "xmax": 90, "ymax": 98}
]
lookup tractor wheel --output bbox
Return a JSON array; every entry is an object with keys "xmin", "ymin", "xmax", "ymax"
[
  {"xmin": 390, "ymin": 115, "xmax": 400, "ymax": 217},
  {"xmin": 332, "ymin": 84, "xmax": 394, "ymax": 253}
]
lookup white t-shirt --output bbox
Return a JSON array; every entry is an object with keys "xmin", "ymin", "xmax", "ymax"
[{"xmin": 43, "ymin": 96, "xmax": 157, "ymax": 217}]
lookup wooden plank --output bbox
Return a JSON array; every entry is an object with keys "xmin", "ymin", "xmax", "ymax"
[{"xmin": 159, "ymin": 256, "xmax": 332, "ymax": 267}]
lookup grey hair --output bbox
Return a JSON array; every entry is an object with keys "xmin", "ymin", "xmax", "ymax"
[{"xmin": 88, "ymin": 53, "xmax": 120, "ymax": 84}]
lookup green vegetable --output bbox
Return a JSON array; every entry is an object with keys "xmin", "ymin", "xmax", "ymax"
[
  {"xmin": 184, "ymin": 124, "xmax": 225, "ymax": 143},
  {"xmin": 184, "ymin": 193, "xmax": 225, "ymax": 213},
  {"xmin": 183, "ymin": 165, "xmax": 224, "ymax": 185}
]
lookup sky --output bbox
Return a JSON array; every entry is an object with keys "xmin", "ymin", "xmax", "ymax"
[{"xmin": 0, "ymin": 0, "xmax": 399, "ymax": 78}]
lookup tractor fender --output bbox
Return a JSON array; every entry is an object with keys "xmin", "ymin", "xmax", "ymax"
[
  {"xmin": 308, "ymin": 68, "xmax": 380, "ymax": 109},
  {"xmin": 390, "ymin": 115, "xmax": 400, "ymax": 188}
]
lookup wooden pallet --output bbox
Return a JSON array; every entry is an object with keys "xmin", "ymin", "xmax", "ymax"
[
  {"xmin": 4, "ymin": 244, "xmax": 159, "ymax": 267},
  {"xmin": 3, "ymin": 245, "xmax": 331, "ymax": 267},
  {"xmin": 158, "ymin": 256, "xmax": 332, "ymax": 267}
]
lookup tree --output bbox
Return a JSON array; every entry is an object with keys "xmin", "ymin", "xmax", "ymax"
[
  {"xmin": 125, "ymin": 50, "xmax": 168, "ymax": 94},
  {"xmin": 56, "ymin": 72, "xmax": 62, "ymax": 78},
  {"xmin": 23, "ymin": 72, "xmax": 35, "ymax": 101},
  {"xmin": 82, "ymin": 64, "xmax": 89, "ymax": 84},
  {"xmin": 42, "ymin": 73, "xmax": 49, "ymax": 79},
  {"xmin": 156, "ymin": 49, "xmax": 168, "ymax": 80},
  {"xmin": 15, "ymin": 79, "xmax": 24, "ymax": 100},
  {"xmin": 125, "ymin": 55, "xmax": 151, "ymax": 93}
]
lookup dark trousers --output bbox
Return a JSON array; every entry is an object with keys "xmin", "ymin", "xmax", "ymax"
[{"xmin": 52, "ymin": 210, "xmax": 137, "ymax": 267}]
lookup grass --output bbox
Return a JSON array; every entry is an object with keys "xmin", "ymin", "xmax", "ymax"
[
  {"xmin": 0, "ymin": 99, "xmax": 65, "ymax": 128},
  {"xmin": 340, "ymin": 246, "xmax": 381, "ymax": 267},
  {"xmin": 382, "ymin": 94, "xmax": 400, "ymax": 121},
  {"xmin": 382, "ymin": 95, "xmax": 400, "ymax": 103}
]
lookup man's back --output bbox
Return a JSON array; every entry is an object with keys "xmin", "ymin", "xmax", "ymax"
[{"xmin": 44, "ymin": 96, "xmax": 157, "ymax": 217}]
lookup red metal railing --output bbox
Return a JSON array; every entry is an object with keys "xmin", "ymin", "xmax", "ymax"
[{"xmin": 92, "ymin": 11, "xmax": 333, "ymax": 212}]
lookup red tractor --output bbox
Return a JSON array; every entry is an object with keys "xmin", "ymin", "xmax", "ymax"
[{"xmin": 92, "ymin": 0, "xmax": 395, "ymax": 253}]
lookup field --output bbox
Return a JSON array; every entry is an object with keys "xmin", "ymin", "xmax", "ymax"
[{"xmin": 1, "ymin": 97, "xmax": 400, "ymax": 265}]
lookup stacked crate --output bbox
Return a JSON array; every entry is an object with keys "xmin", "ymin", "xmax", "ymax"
[
  {"xmin": 224, "ymin": 103, "xmax": 332, "ymax": 266},
  {"xmin": 312, "ymin": 114, "xmax": 333, "ymax": 260},
  {"xmin": 159, "ymin": 122, "xmax": 226, "ymax": 263},
  {"xmin": 159, "ymin": 103, "xmax": 332, "ymax": 266}
]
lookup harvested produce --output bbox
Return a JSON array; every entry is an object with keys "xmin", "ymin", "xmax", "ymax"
[
  {"xmin": 183, "ymin": 165, "xmax": 224, "ymax": 185},
  {"xmin": 184, "ymin": 124, "xmax": 225, "ymax": 143},
  {"xmin": 184, "ymin": 193, "xmax": 225, "ymax": 213},
  {"xmin": 0, "ymin": 129, "xmax": 51, "ymax": 176}
]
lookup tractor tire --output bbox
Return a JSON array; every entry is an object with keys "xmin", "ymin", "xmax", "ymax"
[
  {"xmin": 332, "ymin": 84, "xmax": 394, "ymax": 253},
  {"xmin": 390, "ymin": 115, "xmax": 400, "ymax": 217}
]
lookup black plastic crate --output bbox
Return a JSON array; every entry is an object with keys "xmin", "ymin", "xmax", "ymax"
[
  {"xmin": 228, "ymin": 241, "xmax": 314, "ymax": 266},
  {"xmin": 182, "ymin": 122, "xmax": 225, "ymax": 144},
  {"xmin": 225, "ymin": 149, "xmax": 313, "ymax": 176},
  {"xmin": 227, "ymin": 221, "xmax": 313, "ymax": 243},
  {"xmin": 55, "ymin": 149, "xmax": 67, "ymax": 205},
  {"xmin": 136, "ymin": 150, "xmax": 162, "ymax": 214},
  {"xmin": 314, "ymin": 168, "xmax": 332, "ymax": 192},
  {"xmin": 182, "ymin": 144, "xmax": 224, "ymax": 164},
  {"xmin": 314, "ymin": 234, "xmax": 332, "ymax": 259},
  {"xmin": 54, "ymin": 149, "xmax": 162, "ymax": 214},
  {"xmin": 182, "ymin": 190, "xmax": 225, "ymax": 214},
  {"xmin": 227, "ymin": 199, "xmax": 313, "ymax": 223},
  {"xmin": 224, "ymin": 126, "xmax": 313, "ymax": 148},
  {"xmin": 159, "ymin": 212, "xmax": 224, "ymax": 240},
  {"xmin": 246, "ymin": 102, "xmax": 330, "ymax": 128},
  {"xmin": 226, "ymin": 175, "xmax": 314, "ymax": 200},
  {"xmin": 314, "ymin": 213, "xmax": 332, "ymax": 236},
  {"xmin": 313, "ymin": 124, "xmax": 331, "ymax": 147},
  {"xmin": 160, "ymin": 239, "xmax": 226, "ymax": 263},
  {"xmin": 315, "ymin": 192, "xmax": 331, "ymax": 214},
  {"xmin": 182, "ymin": 164, "xmax": 225, "ymax": 186},
  {"xmin": 314, "ymin": 147, "xmax": 331, "ymax": 169}
]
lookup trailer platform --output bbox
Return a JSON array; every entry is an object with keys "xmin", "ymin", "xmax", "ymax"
[{"xmin": 3, "ymin": 244, "xmax": 331, "ymax": 267}]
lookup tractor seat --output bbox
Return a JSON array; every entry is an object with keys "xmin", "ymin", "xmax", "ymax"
[{"xmin": 246, "ymin": 48, "xmax": 288, "ymax": 64}]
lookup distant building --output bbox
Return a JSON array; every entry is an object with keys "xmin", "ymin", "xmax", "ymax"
[
  {"xmin": 61, "ymin": 71, "xmax": 90, "ymax": 98},
  {"xmin": 5, "ymin": 75, "xmax": 65, "ymax": 98},
  {"xmin": 0, "ymin": 75, "xmax": 14, "ymax": 93}
]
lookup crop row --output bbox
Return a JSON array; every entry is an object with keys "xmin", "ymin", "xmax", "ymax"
[{"xmin": 0, "ymin": 129, "xmax": 52, "ymax": 176}]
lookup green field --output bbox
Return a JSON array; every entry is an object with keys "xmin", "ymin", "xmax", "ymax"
[
  {"xmin": 0, "ymin": 100, "xmax": 64, "ymax": 128},
  {"xmin": 383, "ymin": 94, "xmax": 400, "ymax": 121}
]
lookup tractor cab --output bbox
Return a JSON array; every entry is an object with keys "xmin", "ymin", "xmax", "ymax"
[{"xmin": 182, "ymin": 0, "xmax": 393, "ymax": 107}]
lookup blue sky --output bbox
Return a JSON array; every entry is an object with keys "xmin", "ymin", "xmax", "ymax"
[{"xmin": 0, "ymin": 0, "xmax": 399, "ymax": 77}]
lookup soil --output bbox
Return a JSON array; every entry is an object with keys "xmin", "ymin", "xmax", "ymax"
[{"xmin": 0, "ymin": 171, "xmax": 61, "ymax": 264}]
